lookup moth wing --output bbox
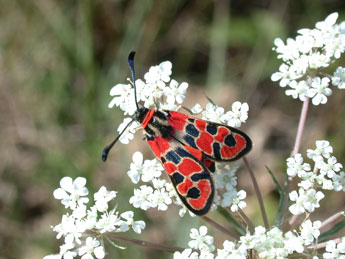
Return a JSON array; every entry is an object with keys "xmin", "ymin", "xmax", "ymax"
[
  {"xmin": 167, "ymin": 110, "xmax": 252, "ymax": 162},
  {"xmin": 147, "ymin": 136, "xmax": 214, "ymax": 215}
]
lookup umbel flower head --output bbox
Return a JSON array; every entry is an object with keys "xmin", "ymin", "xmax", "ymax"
[
  {"xmin": 45, "ymin": 177, "xmax": 145, "ymax": 259},
  {"xmin": 271, "ymin": 12, "xmax": 345, "ymax": 105}
]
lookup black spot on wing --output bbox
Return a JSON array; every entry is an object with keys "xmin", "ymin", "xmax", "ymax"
[
  {"xmin": 176, "ymin": 147, "xmax": 194, "ymax": 159},
  {"xmin": 212, "ymin": 142, "xmax": 221, "ymax": 160},
  {"xmin": 206, "ymin": 125, "xmax": 217, "ymax": 135},
  {"xmin": 161, "ymin": 156, "xmax": 166, "ymax": 163},
  {"xmin": 188, "ymin": 118, "xmax": 194, "ymax": 123},
  {"xmin": 187, "ymin": 187, "xmax": 200, "ymax": 199},
  {"xmin": 172, "ymin": 172, "xmax": 184, "ymax": 184},
  {"xmin": 186, "ymin": 124, "xmax": 199, "ymax": 137},
  {"xmin": 166, "ymin": 150, "xmax": 181, "ymax": 163},
  {"xmin": 225, "ymin": 134, "xmax": 236, "ymax": 147},
  {"xmin": 183, "ymin": 135, "xmax": 197, "ymax": 148},
  {"xmin": 191, "ymin": 171, "xmax": 210, "ymax": 181}
]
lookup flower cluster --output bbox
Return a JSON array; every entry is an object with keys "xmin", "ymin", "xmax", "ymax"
[
  {"xmin": 191, "ymin": 101, "xmax": 249, "ymax": 128},
  {"xmin": 109, "ymin": 60, "xmax": 187, "ymax": 144},
  {"xmin": 287, "ymin": 140, "xmax": 345, "ymax": 215},
  {"xmin": 213, "ymin": 163, "xmax": 247, "ymax": 212},
  {"xmin": 44, "ymin": 177, "xmax": 145, "ymax": 259},
  {"xmin": 324, "ymin": 239, "xmax": 345, "ymax": 258},
  {"xmin": 174, "ymin": 223, "xmax": 326, "ymax": 258},
  {"xmin": 271, "ymin": 12, "xmax": 345, "ymax": 105}
]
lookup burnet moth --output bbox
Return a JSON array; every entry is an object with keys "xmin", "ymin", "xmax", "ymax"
[{"xmin": 103, "ymin": 52, "xmax": 252, "ymax": 215}]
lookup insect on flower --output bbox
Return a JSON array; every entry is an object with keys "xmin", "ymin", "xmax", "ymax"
[{"xmin": 102, "ymin": 52, "xmax": 252, "ymax": 215}]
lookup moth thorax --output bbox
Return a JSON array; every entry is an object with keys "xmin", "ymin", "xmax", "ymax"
[{"xmin": 145, "ymin": 112, "xmax": 173, "ymax": 139}]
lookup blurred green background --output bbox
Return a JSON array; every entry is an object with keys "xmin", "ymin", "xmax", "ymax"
[{"xmin": 1, "ymin": 0, "xmax": 345, "ymax": 258}]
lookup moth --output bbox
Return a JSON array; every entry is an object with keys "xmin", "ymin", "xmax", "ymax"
[{"xmin": 103, "ymin": 52, "xmax": 252, "ymax": 215}]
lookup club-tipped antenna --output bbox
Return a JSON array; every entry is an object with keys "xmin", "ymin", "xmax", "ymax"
[
  {"xmin": 102, "ymin": 118, "xmax": 136, "ymax": 162},
  {"xmin": 128, "ymin": 51, "xmax": 140, "ymax": 112}
]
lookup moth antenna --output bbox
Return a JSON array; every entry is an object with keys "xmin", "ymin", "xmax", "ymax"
[
  {"xmin": 128, "ymin": 51, "xmax": 140, "ymax": 112},
  {"xmin": 102, "ymin": 118, "xmax": 136, "ymax": 162}
]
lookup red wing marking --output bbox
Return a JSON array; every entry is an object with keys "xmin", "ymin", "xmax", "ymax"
[
  {"xmin": 177, "ymin": 179, "xmax": 193, "ymax": 195},
  {"xmin": 168, "ymin": 111, "xmax": 188, "ymax": 130},
  {"xmin": 142, "ymin": 109, "xmax": 155, "ymax": 129},
  {"xmin": 163, "ymin": 162, "xmax": 177, "ymax": 175},
  {"xmin": 178, "ymin": 158, "xmax": 202, "ymax": 176},
  {"xmin": 214, "ymin": 127, "xmax": 229, "ymax": 142},
  {"xmin": 196, "ymin": 132, "xmax": 213, "ymax": 154},
  {"xmin": 195, "ymin": 120, "xmax": 206, "ymax": 131},
  {"xmin": 189, "ymin": 180, "xmax": 211, "ymax": 210},
  {"xmin": 220, "ymin": 134, "xmax": 246, "ymax": 159},
  {"xmin": 184, "ymin": 145, "xmax": 202, "ymax": 161},
  {"xmin": 148, "ymin": 136, "xmax": 171, "ymax": 157}
]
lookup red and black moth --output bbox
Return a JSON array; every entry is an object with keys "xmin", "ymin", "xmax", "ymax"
[{"xmin": 103, "ymin": 52, "xmax": 252, "ymax": 216}]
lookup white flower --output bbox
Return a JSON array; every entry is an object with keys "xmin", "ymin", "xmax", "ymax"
[
  {"xmin": 127, "ymin": 152, "xmax": 144, "ymax": 184},
  {"xmin": 285, "ymin": 80, "xmax": 309, "ymax": 101},
  {"xmin": 307, "ymin": 140, "xmax": 333, "ymax": 161},
  {"xmin": 308, "ymin": 77, "xmax": 332, "ymax": 105},
  {"xmin": 117, "ymin": 118, "xmax": 139, "ymax": 144},
  {"xmin": 119, "ymin": 211, "xmax": 146, "ymax": 234},
  {"xmin": 315, "ymin": 12, "xmax": 338, "ymax": 31},
  {"xmin": 78, "ymin": 237, "xmax": 105, "ymax": 259},
  {"xmin": 150, "ymin": 189, "xmax": 172, "ymax": 211},
  {"xmin": 53, "ymin": 214, "xmax": 86, "ymax": 245},
  {"xmin": 53, "ymin": 177, "xmax": 89, "ymax": 210},
  {"xmin": 286, "ymin": 153, "xmax": 311, "ymax": 177},
  {"xmin": 224, "ymin": 102, "xmax": 249, "ymax": 127},
  {"xmin": 230, "ymin": 190, "xmax": 246, "ymax": 212},
  {"xmin": 191, "ymin": 103, "xmax": 203, "ymax": 114},
  {"xmin": 144, "ymin": 61, "xmax": 172, "ymax": 84},
  {"xmin": 165, "ymin": 80, "xmax": 188, "ymax": 104},
  {"xmin": 141, "ymin": 159, "xmax": 164, "ymax": 182},
  {"xmin": 132, "ymin": 220, "xmax": 146, "ymax": 234},
  {"xmin": 303, "ymin": 188, "xmax": 325, "ymax": 212},
  {"xmin": 214, "ymin": 164, "xmax": 238, "ymax": 189},
  {"xmin": 300, "ymin": 220, "xmax": 321, "ymax": 245},
  {"xmin": 94, "ymin": 186, "xmax": 117, "ymax": 212},
  {"xmin": 319, "ymin": 156, "xmax": 343, "ymax": 178},
  {"xmin": 221, "ymin": 187, "xmax": 237, "ymax": 208},
  {"xmin": 273, "ymin": 38, "xmax": 300, "ymax": 62},
  {"xmin": 332, "ymin": 66, "xmax": 345, "ymax": 89},
  {"xmin": 289, "ymin": 188, "xmax": 324, "ymax": 215},
  {"xmin": 127, "ymin": 152, "xmax": 163, "ymax": 184},
  {"xmin": 283, "ymin": 231, "xmax": 304, "ymax": 254},
  {"xmin": 289, "ymin": 189, "xmax": 307, "ymax": 215},
  {"xmin": 84, "ymin": 206, "xmax": 98, "ymax": 230},
  {"xmin": 333, "ymin": 171, "xmax": 345, "ymax": 191},
  {"xmin": 189, "ymin": 226, "xmax": 215, "ymax": 252},
  {"xmin": 95, "ymin": 208, "xmax": 120, "ymax": 233},
  {"xmin": 323, "ymin": 239, "xmax": 345, "ymax": 258},
  {"xmin": 129, "ymin": 185, "xmax": 154, "ymax": 210},
  {"xmin": 308, "ymin": 52, "xmax": 331, "ymax": 69},
  {"xmin": 201, "ymin": 103, "xmax": 227, "ymax": 123}
]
